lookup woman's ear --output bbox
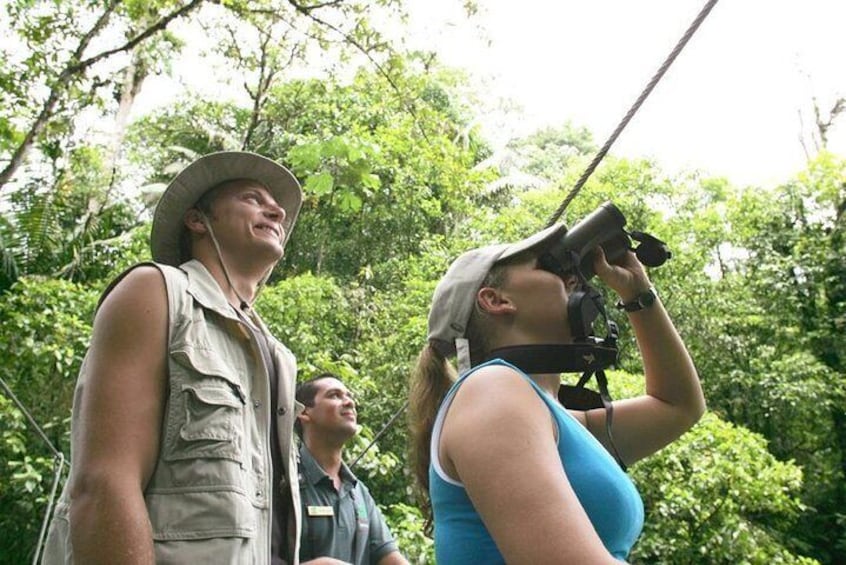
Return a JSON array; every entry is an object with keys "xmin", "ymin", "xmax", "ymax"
[
  {"xmin": 477, "ymin": 287, "xmax": 517, "ymax": 315},
  {"xmin": 562, "ymin": 273, "xmax": 581, "ymax": 292},
  {"xmin": 183, "ymin": 208, "xmax": 208, "ymax": 235}
]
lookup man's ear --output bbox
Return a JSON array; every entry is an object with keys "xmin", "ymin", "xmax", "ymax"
[
  {"xmin": 296, "ymin": 407, "xmax": 310, "ymax": 427},
  {"xmin": 183, "ymin": 208, "xmax": 208, "ymax": 235},
  {"xmin": 477, "ymin": 287, "xmax": 516, "ymax": 315}
]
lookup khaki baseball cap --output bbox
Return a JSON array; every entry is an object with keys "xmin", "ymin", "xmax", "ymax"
[
  {"xmin": 427, "ymin": 222, "xmax": 569, "ymax": 358},
  {"xmin": 151, "ymin": 151, "xmax": 303, "ymax": 266}
]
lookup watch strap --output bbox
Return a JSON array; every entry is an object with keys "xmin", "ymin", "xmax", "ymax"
[{"xmin": 616, "ymin": 286, "xmax": 657, "ymax": 312}]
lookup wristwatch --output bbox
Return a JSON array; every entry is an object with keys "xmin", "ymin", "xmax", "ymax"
[{"xmin": 616, "ymin": 286, "xmax": 658, "ymax": 312}]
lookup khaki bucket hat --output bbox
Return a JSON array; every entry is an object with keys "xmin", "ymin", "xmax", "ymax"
[
  {"xmin": 151, "ymin": 151, "xmax": 303, "ymax": 266},
  {"xmin": 427, "ymin": 222, "xmax": 569, "ymax": 371}
]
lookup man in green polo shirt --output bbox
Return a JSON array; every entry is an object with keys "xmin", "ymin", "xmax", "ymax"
[{"xmin": 295, "ymin": 374, "xmax": 409, "ymax": 565}]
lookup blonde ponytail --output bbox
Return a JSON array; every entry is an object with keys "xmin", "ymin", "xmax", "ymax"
[{"xmin": 408, "ymin": 344, "xmax": 457, "ymax": 520}]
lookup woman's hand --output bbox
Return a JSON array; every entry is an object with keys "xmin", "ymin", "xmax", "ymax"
[{"xmin": 591, "ymin": 246, "xmax": 651, "ymax": 303}]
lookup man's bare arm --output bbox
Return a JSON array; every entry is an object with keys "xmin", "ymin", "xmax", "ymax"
[{"xmin": 68, "ymin": 266, "xmax": 168, "ymax": 564}]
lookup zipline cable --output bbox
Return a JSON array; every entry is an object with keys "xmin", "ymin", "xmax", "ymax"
[
  {"xmin": 545, "ymin": 0, "xmax": 720, "ymax": 227},
  {"xmin": 350, "ymin": 0, "xmax": 722, "ymax": 470}
]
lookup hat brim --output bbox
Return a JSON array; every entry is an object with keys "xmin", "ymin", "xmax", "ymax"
[
  {"xmin": 498, "ymin": 222, "xmax": 569, "ymax": 263},
  {"xmin": 151, "ymin": 151, "xmax": 303, "ymax": 266}
]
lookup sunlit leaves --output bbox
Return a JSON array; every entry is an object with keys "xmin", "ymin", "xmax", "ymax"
[
  {"xmin": 289, "ymin": 135, "xmax": 382, "ymax": 213},
  {"xmin": 304, "ymin": 171, "xmax": 335, "ymax": 196},
  {"xmin": 632, "ymin": 413, "xmax": 814, "ymax": 564}
]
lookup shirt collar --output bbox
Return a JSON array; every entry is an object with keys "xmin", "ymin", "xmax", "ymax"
[{"xmin": 299, "ymin": 443, "xmax": 358, "ymax": 487}]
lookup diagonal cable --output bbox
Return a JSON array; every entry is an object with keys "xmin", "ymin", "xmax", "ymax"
[
  {"xmin": 0, "ymin": 376, "xmax": 64, "ymax": 461},
  {"xmin": 546, "ymin": 0, "xmax": 720, "ymax": 227},
  {"xmin": 0, "ymin": 375, "xmax": 68, "ymax": 564}
]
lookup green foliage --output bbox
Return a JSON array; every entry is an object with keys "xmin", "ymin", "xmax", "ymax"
[
  {"xmin": 257, "ymin": 272, "xmax": 357, "ymax": 373},
  {"xmin": 660, "ymin": 153, "xmax": 846, "ymax": 561},
  {"xmin": 505, "ymin": 121, "xmax": 596, "ymax": 181},
  {"xmin": 0, "ymin": 145, "xmax": 147, "ymax": 290},
  {"xmin": 632, "ymin": 413, "xmax": 818, "ymax": 564},
  {"xmin": 0, "ymin": 277, "xmax": 97, "ymax": 562},
  {"xmin": 290, "ymin": 135, "xmax": 382, "ymax": 213},
  {"xmin": 0, "ymin": 394, "xmax": 65, "ymax": 565},
  {"xmin": 0, "ymin": 277, "xmax": 98, "ymax": 452},
  {"xmin": 606, "ymin": 371, "xmax": 817, "ymax": 563},
  {"xmin": 383, "ymin": 502, "xmax": 435, "ymax": 565},
  {"xmin": 252, "ymin": 67, "xmax": 495, "ymax": 279}
]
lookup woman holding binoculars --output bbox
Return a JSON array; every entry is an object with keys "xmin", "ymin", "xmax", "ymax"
[{"xmin": 408, "ymin": 216, "xmax": 705, "ymax": 564}]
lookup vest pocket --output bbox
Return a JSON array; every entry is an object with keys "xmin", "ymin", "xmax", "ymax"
[
  {"xmin": 166, "ymin": 346, "xmax": 247, "ymax": 464},
  {"xmin": 148, "ymin": 488, "xmax": 256, "ymax": 541},
  {"xmin": 165, "ymin": 381, "xmax": 245, "ymax": 463}
]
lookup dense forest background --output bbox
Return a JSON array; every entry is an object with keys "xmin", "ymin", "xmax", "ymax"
[{"xmin": 1, "ymin": 1, "xmax": 844, "ymax": 563}]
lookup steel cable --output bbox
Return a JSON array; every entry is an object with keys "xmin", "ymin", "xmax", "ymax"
[{"xmin": 546, "ymin": 0, "xmax": 720, "ymax": 227}]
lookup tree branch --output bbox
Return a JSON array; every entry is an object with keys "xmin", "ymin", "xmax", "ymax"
[
  {"xmin": 67, "ymin": 0, "xmax": 207, "ymax": 76},
  {"xmin": 283, "ymin": 0, "xmax": 432, "ymax": 143},
  {"xmin": 0, "ymin": 0, "xmax": 208, "ymax": 191}
]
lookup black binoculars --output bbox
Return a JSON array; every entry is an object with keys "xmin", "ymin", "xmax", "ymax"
[{"xmin": 538, "ymin": 202, "xmax": 671, "ymax": 280}]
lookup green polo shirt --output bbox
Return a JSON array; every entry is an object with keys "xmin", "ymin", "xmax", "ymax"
[{"xmin": 298, "ymin": 444, "xmax": 399, "ymax": 565}]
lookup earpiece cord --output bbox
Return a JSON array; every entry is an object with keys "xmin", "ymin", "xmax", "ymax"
[{"xmin": 201, "ymin": 216, "xmax": 278, "ymax": 353}]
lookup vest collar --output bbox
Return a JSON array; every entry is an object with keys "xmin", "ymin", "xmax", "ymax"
[{"xmin": 180, "ymin": 259, "xmax": 245, "ymax": 323}]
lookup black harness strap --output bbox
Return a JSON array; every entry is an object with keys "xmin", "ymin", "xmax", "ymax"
[{"xmin": 486, "ymin": 343, "xmax": 618, "ymax": 374}]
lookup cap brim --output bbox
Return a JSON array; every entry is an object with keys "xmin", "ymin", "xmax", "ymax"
[
  {"xmin": 151, "ymin": 151, "xmax": 303, "ymax": 266},
  {"xmin": 498, "ymin": 222, "xmax": 569, "ymax": 263}
]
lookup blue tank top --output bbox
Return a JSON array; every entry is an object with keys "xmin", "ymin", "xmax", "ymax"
[{"xmin": 429, "ymin": 360, "xmax": 644, "ymax": 563}]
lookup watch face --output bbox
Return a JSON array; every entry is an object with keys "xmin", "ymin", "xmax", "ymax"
[
  {"xmin": 617, "ymin": 287, "xmax": 657, "ymax": 311},
  {"xmin": 640, "ymin": 289, "xmax": 656, "ymax": 307}
]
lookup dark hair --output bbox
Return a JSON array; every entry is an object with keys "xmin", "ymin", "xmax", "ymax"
[
  {"xmin": 294, "ymin": 373, "xmax": 343, "ymax": 438},
  {"xmin": 408, "ymin": 260, "xmax": 512, "ymax": 524}
]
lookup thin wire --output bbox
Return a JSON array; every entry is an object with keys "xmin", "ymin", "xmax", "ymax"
[
  {"xmin": 0, "ymin": 375, "xmax": 67, "ymax": 563},
  {"xmin": 545, "ymin": 0, "xmax": 720, "ymax": 227},
  {"xmin": 349, "ymin": 400, "xmax": 409, "ymax": 470},
  {"xmin": 33, "ymin": 453, "xmax": 66, "ymax": 565},
  {"xmin": 0, "ymin": 376, "xmax": 64, "ymax": 461}
]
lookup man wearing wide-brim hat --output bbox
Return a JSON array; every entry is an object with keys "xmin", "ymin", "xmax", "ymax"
[{"xmin": 44, "ymin": 152, "xmax": 305, "ymax": 564}]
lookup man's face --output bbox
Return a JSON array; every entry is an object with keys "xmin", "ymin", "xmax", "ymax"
[
  {"xmin": 202, "ymin": 179, "xmax": 288, "ymax": 262},
  {"xmin": 301, "ymin": 378, "xmax": 358, "ymax": 442}
]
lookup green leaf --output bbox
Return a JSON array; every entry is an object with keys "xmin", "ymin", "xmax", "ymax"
[
  {"xmin": 304, "ymin": 172, "xmax": 335, "ymax": 196},
  {"xmin": 361, "ymin": 173, "xmax": 381, "ymax": 189},
  {"xmin": 338, "ymin": 190, "xmax": 363, "ymax": 213}
]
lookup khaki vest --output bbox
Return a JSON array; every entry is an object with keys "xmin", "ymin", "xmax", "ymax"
[{"xmin": 42, "ymin": 260, "xmax": 302, "ymax": 564}]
